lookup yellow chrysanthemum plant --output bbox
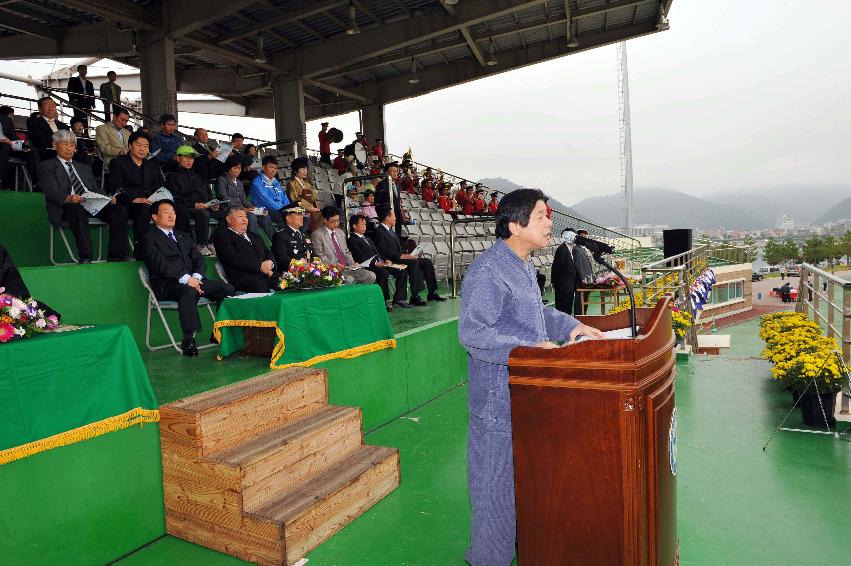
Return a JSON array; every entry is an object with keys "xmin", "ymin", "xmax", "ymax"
[{"xmin": 759, "ymin": 312, "xmax": 844, "ymax": 394}]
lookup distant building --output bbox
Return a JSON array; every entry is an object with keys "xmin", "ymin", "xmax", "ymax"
[{"xmin": 777, "ymin": 214, "xmax": 795, "ymax": 230}]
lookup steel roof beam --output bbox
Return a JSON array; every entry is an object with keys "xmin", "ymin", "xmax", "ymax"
[
  {"xmin": 166, "ymin": 0, "xmax": 258, "ymax": 39},
  {"xmin": 460, "ymin": 27, "xmax": 486, "ymax": 68},
  {"xmin": 221, "ymin": 0, "xmax": 347, "ymax": 45},
  {"xmin": 0, "ymin": 9, "xmax": 61, "ymax": 40}
]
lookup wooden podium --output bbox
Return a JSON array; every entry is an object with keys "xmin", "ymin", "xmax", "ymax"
[{"xmin": 509, "ymin": 297, "xmax": 679, "ymax": 566}]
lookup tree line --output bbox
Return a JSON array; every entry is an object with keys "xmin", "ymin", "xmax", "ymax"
[{"xmin": 763, "ymin": 232, "xmax": 851, "ymax": 270}]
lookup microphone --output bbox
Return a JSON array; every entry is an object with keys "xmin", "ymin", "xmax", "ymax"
[
  {"xmin": 592, "ymin": 251, "xmax": 638, "ymax": 338},
  {"xmin": 574, "ymin": 234, "xmax": 614, "ymax": 256}
]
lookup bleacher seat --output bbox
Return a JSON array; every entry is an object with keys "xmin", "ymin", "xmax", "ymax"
[{"xmin": 419, "ymin": 224, "xmax": 435, "ymax": 243}]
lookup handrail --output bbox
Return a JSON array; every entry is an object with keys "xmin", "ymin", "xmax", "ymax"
[{"xmin": 796, "ymin": 263, "xmax": 851, "ymax": 362}]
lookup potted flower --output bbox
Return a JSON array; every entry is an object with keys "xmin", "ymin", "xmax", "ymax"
[
  {"xmin": 279, "ymin": 257, "xmax": 344, "ymax": 291},
  {"xmin": 0, "ymin": 288, "xmax": 60, "ymax": 343}
]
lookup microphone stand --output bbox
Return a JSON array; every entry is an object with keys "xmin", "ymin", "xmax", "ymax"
[{"xmin": 593, "ymin": 252, "xmax": 638, "ymax": 338}]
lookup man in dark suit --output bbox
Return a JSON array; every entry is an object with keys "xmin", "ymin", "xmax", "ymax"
[
  {"xmin": 374, "ymin": 161, "xmax": 405, "ymax": 238},
  {"xmin": 271, "ymin": 203, "xmax": 313, "ymax": 271},
  {"xmin": 68, "ymin": 65, "xmax": 95, "ymax": 127},
  {"xmin": 0, "ymin": 105, "xmax": 23, "ymax": 190},
  {"xmin": 106, "ymin": 130, "xmax": 163, "ymax": 257},
  {"xmin": 372, "ymin": 208, "xmax": 445, "ymax": 306},
  {"xmin": 26, "ymin": 97, "xmax": 69, "ymax": 163},
  {"xmin": 348, "ymin": 213, "xmax": 410, "ymax": 310},
  {"xmin": 142, "ymin": 200, "xmax": 235, "ymax": 356},
  {"xmin": 213, "ymin": 207, "xmax": 279, "ymax": 292},
  {"xmin": 38, "ymin": 130, "xmax": 130, "ymax": 263},
  {"xmin": 98, "ymin": 71, "xmax": 122, "ymax": 122}
]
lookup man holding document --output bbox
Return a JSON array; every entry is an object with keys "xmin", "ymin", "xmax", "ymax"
[
  {"xmin": 458, "ymin": 189, "xmax": 604, "ymax": 565},
  {"xmin": 38, "ymin": 130, "xmax": 130, "ymax": 263}
]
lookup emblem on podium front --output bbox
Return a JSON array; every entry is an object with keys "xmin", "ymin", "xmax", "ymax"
[{"xmin": 669, "ymin": 407, "xmax": 678, "ymax": 476}]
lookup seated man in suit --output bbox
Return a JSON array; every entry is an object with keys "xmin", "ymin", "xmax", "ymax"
[
  {"xmin": 190, "ymin": 128, "xmax": 224, "ymax": 181},
  {"xmin": 106, "ymin": 130, "xmax": 163, "ymax": 257},
  {"xmin": 142, "ymin": 200, "xmax": 235, "ymax": 356},
  {"xmin": 213, "ymin": 207, "xmax": 279, "ymax": 293},
  {"xmin": 348, "ymin": 213, "xmax": 410, "ymax": 311},
  {"xmin": 95, "ymin": 107, "xmax": 131, "ymax": 170},
  {"xmin": 166, "ymin": 145, "xmax": 226, "ymax": 256},
  {"xmin": 311, "ymin": 206, "xmax": 375, "ymax": 286},
  {"xmin": 26, "ymin": 97, "xmax": 69, "ymax": 164},
  {"xmin": 372, "ymin": 208, "xmax": 445, "ymax": 306},
  {"xmin": 271, "ymin": 203, "xmax": 313, "ymax": 271},
  {"xmin": 38, "ymin": 130, "xmax": 130, "ymax": 263}
]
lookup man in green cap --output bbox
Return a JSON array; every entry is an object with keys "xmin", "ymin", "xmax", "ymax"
[{"xmin": 165, "ymin": 144, "xmax": 226, "ymax": 256}]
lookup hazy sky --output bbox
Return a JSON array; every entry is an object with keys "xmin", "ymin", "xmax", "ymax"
[{"xmin": 2, "ymin": 0, "xmax": 849, "ymax": 206}]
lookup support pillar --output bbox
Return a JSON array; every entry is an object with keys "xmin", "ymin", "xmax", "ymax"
[
  {"xmin": 273, "ymin": 76, "xmax": 306, "ymax": 156},
  {"xmin": 361, "ymin": 103, "xmax": 386, "ymax": 154},
  {"xmin": 139, "ymin": 35, "xmax": 178, "ymax": 128}
]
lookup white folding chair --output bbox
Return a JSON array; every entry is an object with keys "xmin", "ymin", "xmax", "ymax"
[
  {"xmin": 138, "ymin": 265, "xmax": 217, "ymax": 353},
  {"xmin": 49, "ymin": 217, "xmax": 107, "ymax": 265}
]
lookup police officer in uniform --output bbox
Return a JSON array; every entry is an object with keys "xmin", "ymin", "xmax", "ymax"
[{"xmin": 271, "ymin": 203, "xmax": 314, "ymax": 270}]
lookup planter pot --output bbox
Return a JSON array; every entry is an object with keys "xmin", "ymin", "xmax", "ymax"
[
  {"xmin": 800, "ymin": 392, "xmax": 837, "ymax": 428},
  {"xmin": 791, "ymin": 390, "xmax": 800, "ymax": 405}
]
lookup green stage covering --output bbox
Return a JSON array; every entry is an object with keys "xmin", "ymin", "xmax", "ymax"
[
  {"xmin": 0, "ymin": 325, "xmax": 157, "ymax": 451},
  {"xmin": 214, "ymin": 284, "xmax": 395, "ymax": 368}
]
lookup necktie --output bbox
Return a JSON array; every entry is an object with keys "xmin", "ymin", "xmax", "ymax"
[
  {"xmin": 66, "ymin": 162, "xmax": 85, "ymax": 195},
  {"xmin": 168, "ymin": 231, "xmax": 178, "ymax": 246},
  {"xmin": 330, "ymin": 231, "xmax": 347, "ymax": 265}
]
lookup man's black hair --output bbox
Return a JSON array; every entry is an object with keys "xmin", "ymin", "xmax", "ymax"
[
  {"xmin": 128, "ymin": 130, "xmax": 150, "ymax": 146},
  {"xmin": 494, "ymin": 188, "xmax": 545, "ymax": 239},
  {"xmin": 377, "ymin": 206, "xmax": 394, "ymax": 223},
  {"xmin": 262, "ymin": 155, "xmax": 278, "ymax": 167},
  {"xmin": 231, "ymin": 132, "xmax": 244, "ymax": 141},
  {"xmin": 36, "ymin": 96, "xmax": 53, "ymax": 109},
  {"xmin": 150, "ymin": 199, "xmax": 176, "ymax": 217},
  {"xmin": 0, "ymin": 105, "xmax": 13, "ymax": 116},
  {"xmin": 70, "ymin": 116, "xmax": 85, "ymax": 128},
  {"xmin": 112, "ymin": 106, "xmax": 130, "ymax": 117},
  {"xmin": 349, "ymin": 214, "xmax": 367, "ymax": 230},
  {"xmin": 159, "ymin": 113, "xmax": 176, "ymax": 124},
  {"xmin": 321, "ymin": 205, "xmax": 341, "ymax": 220}
]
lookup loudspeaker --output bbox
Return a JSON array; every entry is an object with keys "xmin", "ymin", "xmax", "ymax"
[{"xmin": 663, "ymin": 229, "xmax": 692, "ymax": 259}]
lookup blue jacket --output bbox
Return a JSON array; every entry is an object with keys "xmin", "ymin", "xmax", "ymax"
[
  {"xmin": 250, "ymin": 174, "xmax": 290, "ymax": 211},
  {"xmin": 150, "ymin": 132, "xmax": 181, "ymax": 163}
]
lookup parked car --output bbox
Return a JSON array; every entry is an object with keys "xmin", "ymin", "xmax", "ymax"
[
  {"xmin": 752, "ymin": 272, "xmax": 764, "ymax": 281},
  {"xmin": 787, "ymin": 265, "xmax": 801, "ymax": 276}
]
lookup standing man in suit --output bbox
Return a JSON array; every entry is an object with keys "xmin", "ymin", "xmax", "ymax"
[
  {"xmin": 98, "ymin": 71, "xmax": 121, "ymax": 122},
  {"xmin": 26, "ymin": 97, "xmax": 69, "ymax": 163},
  {"xmin": 311, "ymin": 205, "xmax": 375, "ymax": 285},
  {"xmin": 372, "ymin": 208, "xmax": 445, "ymax": 306},
  {"xmin": 213, "ymin": 207, "xmax": 279, "ymax": 292},
  {"xmin": 38, "ymin": 130, "xmax": 130, "ymax": 263},
  {"xmin": 142, "ymin": 200, "xmax": 235, "ymax": 356},
  {"xmin": 67, "ymin": 65, "xmax": 95, "ymax": 127},
  {"xmin": 95, "ymin": 107, "xmax": 130, "ymax": 170},
  {"xmin": 374, "ymin": 161, "xmax": 406, "ymax": 238},
  {"xmin": 348, "ymin": 213, "xmax": 410, "ymax": 311},
  {"xmin": 271, "ymin": 203, "xmax": 313, "ymax": 271},
  {"xmin": 106, "ymin": 130, "xmax": 162, "ymax": 256}
]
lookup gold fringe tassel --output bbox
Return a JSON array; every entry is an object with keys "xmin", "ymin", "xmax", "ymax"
[
  {"xmin": 212, "ymin": 319, "xmax": 396, "ymax": 369},
  {"xmin": 0, "ymin": 407, "xmax": 160, "ymax": 466}
]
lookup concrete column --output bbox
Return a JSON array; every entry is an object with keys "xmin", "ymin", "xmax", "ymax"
[
  {"xmin": 139, "ymin": 35, "xmax": 178, "ymax": 128},
  {"xmin": 272, "ymin": 76, "xmax": 306, "ymax": 156},
  {"xmin": 361, "ymin": 103, "xmax": 386, "ymax": 153}
]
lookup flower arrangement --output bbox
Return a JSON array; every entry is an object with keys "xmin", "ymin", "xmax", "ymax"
[
  {"xmin": 670, "ymin": 306, "xmax": 693, "ymax": 340},
  {"xmin": 0, "ymin": 288, "xmax": 60, "ymax": 343},
  {"xmin": 759, "ymin": 311, "xmax": 844, "ymax": 393},
  {"xmin": 278, "ymin": 257, "xmax": 344, "ymax": 291}
]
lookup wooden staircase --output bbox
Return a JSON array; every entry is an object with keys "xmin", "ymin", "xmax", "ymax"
[{"xmin": 159, "ymin": 367, "xmax": 400, "ymax": 565}]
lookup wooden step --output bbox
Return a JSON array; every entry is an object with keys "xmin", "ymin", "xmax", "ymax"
[
  {"xmin": 160, "ymin": 367, "xmax": 328, "ymax": 456},
  {"xmin": 256, "ymin": 445, "xmax": 400, "ymax": 564},
  {"xmin": 209, "ymin": 405, "xmax": 364, "ymax": 512}
]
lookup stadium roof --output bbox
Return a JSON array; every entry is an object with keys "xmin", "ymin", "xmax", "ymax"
[{"xmin": 0, "ymin": 0, "xmax": 672, "ymax": 120}]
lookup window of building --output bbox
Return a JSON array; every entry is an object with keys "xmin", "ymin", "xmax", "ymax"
[{"xmin": 709, "ymin": 279, "xmax": 744, "ymax": 305}]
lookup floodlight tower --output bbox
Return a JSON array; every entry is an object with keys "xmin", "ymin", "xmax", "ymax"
[{"xmin": 617, "ymin": 41, "xmax": 635, "ymax": 232}]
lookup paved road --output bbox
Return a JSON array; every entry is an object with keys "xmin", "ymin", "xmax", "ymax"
[{"xmin": 751, "ymin": 270, "xmax": 850, "ymax": 306}]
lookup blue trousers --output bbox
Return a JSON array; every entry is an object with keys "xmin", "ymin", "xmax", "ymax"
[{"xmin": 466, "ymin": 408, "xmax": 516, "ymax": 565}]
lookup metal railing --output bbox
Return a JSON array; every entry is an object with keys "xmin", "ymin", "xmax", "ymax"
[{"xmin": 796, "ymin": 264, "xmax": 851, "ymax": 361}]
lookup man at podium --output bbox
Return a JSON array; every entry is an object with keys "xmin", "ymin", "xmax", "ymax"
[{"xmin": 459, "ymin": 189, "xmax": 603, "ymax": 565}]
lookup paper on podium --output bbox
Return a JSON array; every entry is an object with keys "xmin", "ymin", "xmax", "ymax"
[{"xmin": 574, "ymin": 326, "xmax": 638, "ymax": 343}]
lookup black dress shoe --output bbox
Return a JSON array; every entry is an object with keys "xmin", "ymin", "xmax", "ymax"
[
  {"xmin": 181, "ymin": 338, "xmax": 199, "ymax": 357},
  {"xmin": 392, "ymin": 300, "xmax": 413, "ymax": 309},
  {"xmin": 410, "ymin": 296, "xmax": 427, "ymax": 307},
  {"xmin": 78, "ymin": 258, "xmax": 92, "ymax": 264},
  {"xmin": 427, "ymin": 293, "xmax": 446, "ymax": 302}
]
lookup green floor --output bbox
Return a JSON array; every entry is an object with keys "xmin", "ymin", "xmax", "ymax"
[{"xmin": 114, "ymin": 311, "xmax": 851, "ymax": 565}]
